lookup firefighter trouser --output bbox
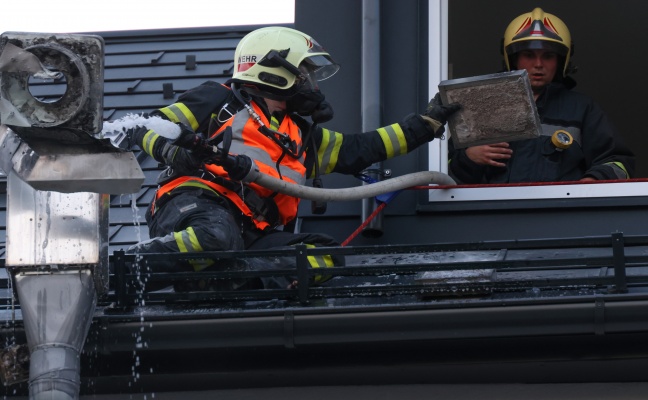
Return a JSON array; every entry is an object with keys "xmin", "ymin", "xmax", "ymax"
[
  {"xmin": 127, "ymin": 188, "xmax": 343, "ymax": 289},
  {"xmin": 245, "ymin": 230, "xmax": 344, "ymax": 289}
]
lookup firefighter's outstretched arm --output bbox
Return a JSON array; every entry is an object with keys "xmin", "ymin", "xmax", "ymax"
[{"xmin": 308, "ymin": 93, "xmax": 460, "ymax": 176}]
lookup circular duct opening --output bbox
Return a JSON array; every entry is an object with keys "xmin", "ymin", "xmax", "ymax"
[
  {"xmin": 27, "ymin": 69, "xmax": 68, "ymax": 103},
  {"xmin": 0, "ymin": 42, "xmax": 89, "ymax": 127}
]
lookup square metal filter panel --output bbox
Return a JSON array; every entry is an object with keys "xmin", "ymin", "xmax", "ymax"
[{"xmin": 439, "ymin": 70, "xmax": 542, "ymax": 149}]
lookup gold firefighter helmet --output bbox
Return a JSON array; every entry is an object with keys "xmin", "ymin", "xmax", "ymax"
[
  {"xmin": 502, "ymin": 7, "xmax": 573, "ymax": 77},
  {"xmin": 231, "ymin": 26, "xmax": 340, "ymax": 99}
]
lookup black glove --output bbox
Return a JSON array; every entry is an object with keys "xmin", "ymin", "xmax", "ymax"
[
  {"xmin": 171, "ymin": 122, "xmax": 203, "ymax": 151},
  {"xmin": 222, "ymin": 153, "xmax": 253, "ymax": 181},
  {"xmin": 287, "ymin": 88, "xmax": 334, "ymax": 123},
  {"xmin": 311, "ymin": 100, "xmax": 334, "ymax": 124},
  {"xmin": 127, "ymin": 125, "xmax": 151, "ymax": 151},
  {"xmin": 425, "ymin": 93, "xmax": 461, "ymax": 123},
  {"xmin": 422, "ymin": 93, "xmax": 461, "ymax": 138},
  {"xmin": 128, "ymin": 122, "xmax": 202, "ymax": 154}
]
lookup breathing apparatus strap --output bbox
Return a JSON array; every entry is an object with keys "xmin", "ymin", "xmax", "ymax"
[
  {"xmin": 291, "ymin": 115, "xmax": 327, "ymax": 215},
  {"xmin": 207, "ymin": 91, "xmax": 245, "ymax": 136},
  {"xmin": 309, "ymin": 125, "xmax": 327, "ymax": 215}
]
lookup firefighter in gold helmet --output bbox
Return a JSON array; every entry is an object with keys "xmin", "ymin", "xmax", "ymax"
[
  {"xmin": 448, "ymin": 8, "xmax": 634, "ymax": 184},
  {"xmin": 502, "ymin": 7, "xmax": 574, "ymax": 84},
  {"xmin": 124, "ymin": 26, "xmax": 460, "ymax": 291}
]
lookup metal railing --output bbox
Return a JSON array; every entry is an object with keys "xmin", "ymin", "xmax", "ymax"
[{"xmin": 106, "ymin": 232, "xmax": 648, "ymax": 308}]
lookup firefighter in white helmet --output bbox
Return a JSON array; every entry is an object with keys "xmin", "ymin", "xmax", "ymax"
[
  {"xmin": 448, "ymin": 8, "xmax": 634, "ymax": 184},
  {"xmin": 126, "ymin": 26, "xmax": 459, "ymax": 290}
]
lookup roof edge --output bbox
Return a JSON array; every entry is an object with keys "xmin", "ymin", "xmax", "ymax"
[{"xmin": 73, "ymin": 23, "xmax": 294, "ymax": 41}]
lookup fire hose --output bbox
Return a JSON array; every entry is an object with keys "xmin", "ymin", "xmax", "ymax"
[
  {"xmin": 190, "ymin": 135, "xmax": 457, "ymax": 201},
  {"xmin": 201, "ymin": 139, "xmax": 456, "ymax": 246},
  {"xmin": 249, "ymin": 167, "xmax": 455, "ymax": 201}
]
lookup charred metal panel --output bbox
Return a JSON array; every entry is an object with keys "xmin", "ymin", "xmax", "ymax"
[
  {"xmin": 0, "ymin": 32, "xmax": 104, "ymax": 143},
  {"xmin": 439, "ymin": 70, "xmax": 542, "ymax": 148},
  {"xmin": 0, "ymin": 32, "xmax": 144, "ymax": 195}
]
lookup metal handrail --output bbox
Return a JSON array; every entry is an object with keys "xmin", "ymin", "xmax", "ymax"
[{"xmin": 106, "ymin": 232, "xmax": 648, "ymax": 307}]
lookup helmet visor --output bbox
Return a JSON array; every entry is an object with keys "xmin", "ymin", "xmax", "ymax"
[
  {"xmin": 297, "ymin": 64, "xmax": 320, "ymax": 91},
  {"xmin": 506, "ymin": 40, "xmax": 569, "ymax": 57},
  {"xmin": 302, "ymin": 55, "xmax": 340, "ymax": 81}
]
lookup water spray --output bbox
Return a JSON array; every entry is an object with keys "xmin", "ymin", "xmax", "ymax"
[{"xmin": 100, "ymin": 114, "xmax": 181, "ymax": 149}]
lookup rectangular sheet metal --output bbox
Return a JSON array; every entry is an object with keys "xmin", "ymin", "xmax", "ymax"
[
  {"xmin": 439, "ymin": 70, "xmax": 542, "ymax": 149},
  {"xmin": 6, "ymin": 174, "xmax": 110, "ymax": 294},
  {"xmin": 6, "ymin": 174, "xmax": 108, "ymax": 266}
]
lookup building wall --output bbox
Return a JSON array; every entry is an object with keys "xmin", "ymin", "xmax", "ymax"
[{"xmin": 294, "ymin": 0, "xmax": 431, "ymax": 220}]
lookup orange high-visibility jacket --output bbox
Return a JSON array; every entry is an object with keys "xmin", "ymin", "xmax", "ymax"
[{"xmin": 156, "ymin": 101, "xmax": 305, "ymax": 230}]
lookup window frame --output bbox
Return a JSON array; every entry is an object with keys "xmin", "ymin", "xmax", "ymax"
[{"xmin": 426, "ymin": 1, "xmax": 645, "ymax": 209}]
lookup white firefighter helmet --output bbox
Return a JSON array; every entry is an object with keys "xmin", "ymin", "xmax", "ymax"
[{"xmin": 231, "ymin": 26, "xmax": 339, "ymax": 98}]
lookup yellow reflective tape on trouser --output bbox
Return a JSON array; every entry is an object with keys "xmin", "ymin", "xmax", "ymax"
[
  {"xmin": 604, "ymin": 161, "xmax": 630, "ymax": 179},
  {"xmin": 174, "ymin": 226, "xmax": 203, "ymax": 253},
  {"xmin": 141, "ymin": 129, "xmax": 158, "ymax": 157},
  {"xmin": 159, "ymin": 103, "xmax": 199, "ymax": 131},
  {"xmin": 173, "ymin": 226, "xmax": 213, "ymax": 271},
  {"xmin": 377, "ymin": 123, "xmax": 407, "ymax": 158},
  {"xmin": 305, "ymin": 244, "xmax": 335, "ymax": 284}
]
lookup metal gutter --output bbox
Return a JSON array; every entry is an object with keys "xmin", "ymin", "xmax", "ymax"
[{"xmin": 92, "ymin": 294, "xmax": 648, "ymax": 353}]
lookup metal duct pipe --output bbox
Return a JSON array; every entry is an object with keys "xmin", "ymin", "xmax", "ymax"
[
  {"xmin": 6, "ymin": 170, "xmax": 105, "ymax": 400},
  {"xmin": 0, "ymin": 32, "xmax": 142, "ymax": 400},
  {"xmin": 360, "ymin": 0, "xmax": 384, "ymax": 237},
  {"xmin": 15, "ymin": 270, "xmax": 96, "ymax": 400}
]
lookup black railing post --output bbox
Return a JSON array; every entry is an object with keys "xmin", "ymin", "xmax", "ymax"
[
  {"xmin": 296, "ymin": 244, "xmax": 309, "ymax": 305},
  {"xmin": 611, "ymin": 232, "xmax": 628, "ymax": 293},
  {"xmin": 113, "ymin": 250, "xmax": 128, "ymax": 307}
]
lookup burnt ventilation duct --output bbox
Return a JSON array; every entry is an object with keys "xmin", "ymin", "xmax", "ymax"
[{"xmin": 0, "ymin": 32, "xmax": 144, "ymax": 400}]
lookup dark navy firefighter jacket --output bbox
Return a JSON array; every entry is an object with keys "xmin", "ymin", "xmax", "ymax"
[{"xmin": 448, "ymin": 81, "xmax": 635, "ymax": 184}]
